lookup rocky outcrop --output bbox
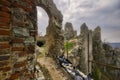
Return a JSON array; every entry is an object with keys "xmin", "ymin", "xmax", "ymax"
[{"xmin": 64, "ymin": 22, "xmax": 77, "ymax": 40}]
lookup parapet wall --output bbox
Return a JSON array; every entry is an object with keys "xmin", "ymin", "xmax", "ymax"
[{"xmin": 0, "ymin": 0, "xmax": 37, "ymax": 79}]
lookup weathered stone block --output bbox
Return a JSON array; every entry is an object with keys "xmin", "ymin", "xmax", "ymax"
[
  {"xmin": 13, "ymin": 27, "xmax": 29, "ymax": 37},
  {"xmin": 0, "ymin": 56, "xmax": 10, "ymax": 61},
  {"xmin": 14, "ymin": 61, "xmax": 27, "ymax": 68},
  {"xmin": 0, "ymin": 61, "xmax": 9, "ymax": 67},
  {"xmin": 18, "ymin": 51, "xmax": 28, "ymax": 57},
  {"xmin": 0, "ymin": 36, "xmax": 11, "ymax": 42},
  {"xmin": 0, "ymin": 67, "xmax": 11, "ymax": 72},
  {"xmin": 12, "ymin": 47, "xmax": 25, "ymax": 51},
  {"xmin": 0, "ymin": 49, "xmax": 10, "ymax": 55},
  {"xmin": 24, "ymin": 37, "xmax": 34, "ymax": 45},
  {"xmin": 12, "ymin": 38, "xmax": 24, "ymax": 43},
  {"xmin": 26, "ymin": 45, "xmax": 35, "ymax": 53}
]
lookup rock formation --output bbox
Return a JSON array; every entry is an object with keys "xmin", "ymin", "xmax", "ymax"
[{"xmin": 64, "ymin": 22, "xmax": 77, "ymax": 40}]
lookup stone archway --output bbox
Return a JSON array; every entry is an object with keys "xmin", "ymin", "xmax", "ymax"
[
  {"xmin": 37, "ymin": 0, "xmax": 64, "ymax": 59},
  {"xmin": 0, "ymin": 0, "xmax": 63, "ymax": 79}
]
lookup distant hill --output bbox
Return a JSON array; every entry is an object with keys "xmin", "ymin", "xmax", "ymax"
[{"xmin": 108, "ymin": 43, "xmax": 120, "ymax": 48}]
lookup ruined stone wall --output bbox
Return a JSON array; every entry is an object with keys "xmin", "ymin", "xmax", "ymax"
[
  {"xmin": 79, "ymin": 23, "xmax": 93, "ymax": 74},
  {"xmin": 0, "ymin": 0, "xmax": 63, "ymax": 79},
  {"xmin": 0, "ymin": 0, "xmax": 37, "ymax": 79},
  {"xmin": 92, "ymin": 26, "xmax": 105, "ymax": 62},
  {"xmin": 37, "ymin": 0, "xmax": 64, "ymax": 59}
]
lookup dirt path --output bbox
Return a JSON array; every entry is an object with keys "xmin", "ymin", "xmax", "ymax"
[{"xmin": 37, "ymin": 57, "xmax": 69, "ymax": 80}]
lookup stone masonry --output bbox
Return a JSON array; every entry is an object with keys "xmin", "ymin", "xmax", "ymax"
[
  {"xmin": 0, "ymin": 0, "xmax": 63, "ymax": 80},
  {"xmin": 79, "ymin": 23, "xmax": 93, "ymax": 74}
]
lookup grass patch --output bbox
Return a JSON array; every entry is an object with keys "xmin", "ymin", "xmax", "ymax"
[
  {"xmin": 42, "ymin": 44, "xmax": 46, "ymax": 57},
  {"xmin": 64, "ymin": 42, "xmax": 76, "ymax": 52},
  {"xmin": 92, "ymin": 65, "xmax": 102, "ymax": 80}
]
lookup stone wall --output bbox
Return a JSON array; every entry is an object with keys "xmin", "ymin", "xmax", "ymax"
[
  {"xmin": 92, "ymin": 26, "xmax": 105, "ymax": 62},
  {"xmin": 37, "ymin": 0, "xmax": 64, "ymax": 59},
  {"xmin": 0, "ymin": 0, "xmax": 63, "ymax": 79},
  {"xmin": 79, "ymin": 23, "xmax": 93, "ymax": 74},
  {"xmin": 0, "ymin": 0, "xmax": 37, "ymax": 79}
]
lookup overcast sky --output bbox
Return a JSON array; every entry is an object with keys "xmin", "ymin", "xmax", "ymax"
[{"xmin": 37, "ymin": 0, "xmax": 120, "ymax": 43}]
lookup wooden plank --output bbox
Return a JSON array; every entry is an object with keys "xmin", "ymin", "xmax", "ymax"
[
  {"xmin": 0, "ymin": 29, "xmax": 10, "ymax": 35},
  {"xmin": 0, "ymin": 11, "xmax": 10, "ymax": 18}
]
